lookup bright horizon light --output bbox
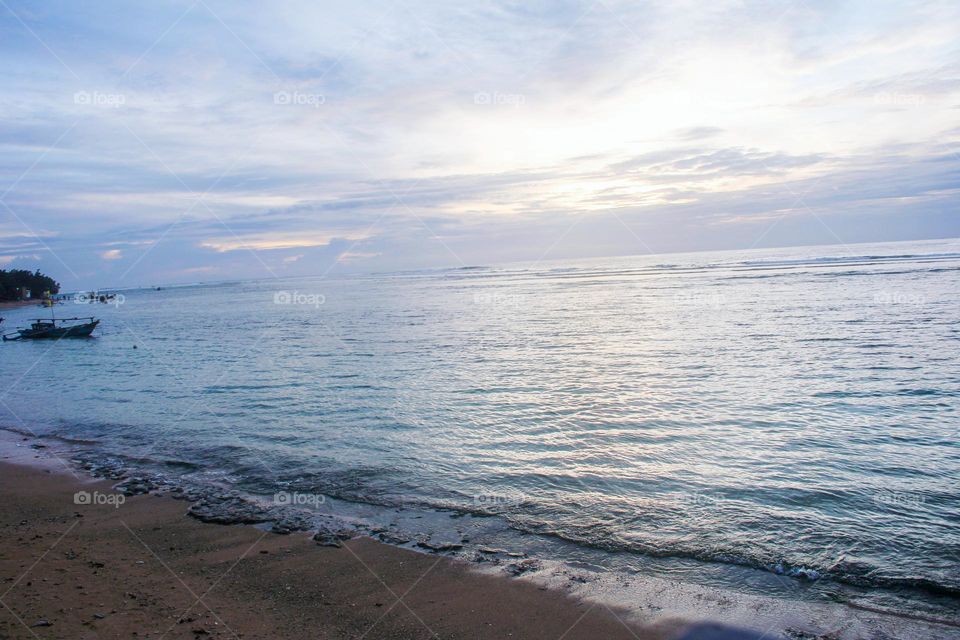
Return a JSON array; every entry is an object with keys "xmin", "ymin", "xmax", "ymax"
[{"xmin": 1, "ymin": 0, "xmax": 958, "ymax": 289}]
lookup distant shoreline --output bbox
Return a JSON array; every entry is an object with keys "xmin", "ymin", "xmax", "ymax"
[{"xmin": 0, "ymin": 299, "xmax": 38, "ymax": 310}]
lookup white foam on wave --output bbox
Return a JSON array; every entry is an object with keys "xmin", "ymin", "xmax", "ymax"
[{"xmin": 472, "ymin": 556, "xmax": 959, "ymax": 640}]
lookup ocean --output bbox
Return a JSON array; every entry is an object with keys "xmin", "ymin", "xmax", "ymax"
[{"xmin": 2, "ymin": 238, "xmax": 958, "ymax": 636}]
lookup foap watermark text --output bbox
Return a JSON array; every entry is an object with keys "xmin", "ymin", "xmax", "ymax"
[
  {"xmin": 274, "ymin": 491, "xmax": 326, "ymax": 507},
  {"xmin": 274, "ymin": 90, "xmax": 325, "ymax": 108},
  {"xmin": 74, "ymin": 90, "xmax": 126, "ymax": 108},
  {"xmin": 74, "ymin": 490, "xmax": 126, "ymax": 508},
  {"xmin": 274, "ymin": 291, "xmax": 326, "ymax": 308}
]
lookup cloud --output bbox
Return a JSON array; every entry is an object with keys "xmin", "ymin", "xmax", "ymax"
[
  {"xmin": 0, "ymin": 0, "xmax": 956, "ymax": 288},
  {"xmin": 199, "ymin": 231, "xmax": 370, "ymax": 252},
  {"xmin": 0, "ymin": 253, "xmax": 43, "ymax": 266},
  {"xmin": 675, "ymin": 126, "xmax": 724, "ymax": 141}
]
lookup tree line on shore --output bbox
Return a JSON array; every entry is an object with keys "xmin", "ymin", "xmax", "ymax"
[{"xmin": 0, "ymin": 269, "xmax": 60, "ymax": 301}]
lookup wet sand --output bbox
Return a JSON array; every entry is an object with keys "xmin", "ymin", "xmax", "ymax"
[
  {"xmin": 0, "ymin": 459, "xmax": 702, "ymax": 640},
  {"xmin": 0, "ymin": 300, "xmax": 37, "ymax": 310}
]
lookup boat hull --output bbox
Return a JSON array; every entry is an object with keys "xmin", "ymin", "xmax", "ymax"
[{"xmin": 16, "ymin": 320, "xmax": 99, "ymax": 339}]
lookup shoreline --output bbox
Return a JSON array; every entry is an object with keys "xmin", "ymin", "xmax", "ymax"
[
  {"xmin": 0, "ymin": 299, "xmax": 39, "ymax": 310},
  {"xmin": 1, "ymin": 428, "xmax": 958, "ymax": 639},
  {"xmin": 0, "ymin": 445, "xmax": 716, "ymax": 639}
]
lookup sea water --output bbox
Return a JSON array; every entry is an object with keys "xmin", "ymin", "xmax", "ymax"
[{"xmin": 1, "ymin": 238, "xmax": 958, "ymax": 636}]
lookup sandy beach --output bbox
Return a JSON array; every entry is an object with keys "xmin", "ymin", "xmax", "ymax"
[
  {"xmin": 0, "ymin": 455, "xmax": 715, "ymax": 640},
  {"xmin": 0, "ymin": 300, "xmax": 38, "ymax": 310}
]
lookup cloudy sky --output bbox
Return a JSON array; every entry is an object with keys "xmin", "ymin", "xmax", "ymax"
[{"xmin": 1, "ymin": 0, "xmax": 958, "ymax": 289}]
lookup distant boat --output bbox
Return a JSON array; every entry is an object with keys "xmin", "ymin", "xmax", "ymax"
[{"xmin": 3, "ymin": 317, "xmax": 99, "ymax": 341}]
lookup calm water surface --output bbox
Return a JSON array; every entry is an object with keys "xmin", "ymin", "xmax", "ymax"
[{"xmin": 2, "ymin": 239, "xmax": 958, "ymax": 624}]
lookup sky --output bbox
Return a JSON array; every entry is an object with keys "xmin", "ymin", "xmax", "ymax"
[{"xmin": 0, "ymin": 0, "xmax": 958, "ymax": 290}]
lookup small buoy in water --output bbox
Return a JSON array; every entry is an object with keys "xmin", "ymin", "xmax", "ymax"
[{"xmin": 133, "ymin": 345, "xmax": 137, "ymax": 349}]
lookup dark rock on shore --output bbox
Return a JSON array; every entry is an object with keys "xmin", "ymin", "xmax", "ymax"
[
  {"xmin": 188, "ymin": 496, "xmax": 271, "ymax": 525},
  {"xmin": 313, "ymin": 528, "xmax": 354, "ymax": 548},
  {"xmin": 269, "ymin": 511, "xmax": 313, "ymax": 535},
  {"xmin": 115, "ymin": 477, "xmax": 157, "ymax": 496},
  {"xmin": 416, "ymin": 540, "xmax": 464, "ymax": 552},
  {"xmin": 506, "ymin": 559, "xmax": 542, "ymax": 576}
]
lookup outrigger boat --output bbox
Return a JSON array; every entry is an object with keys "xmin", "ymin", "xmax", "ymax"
[{"xmin": 2, "ymin": 316, "xmax": 99, "ymax": 341}]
